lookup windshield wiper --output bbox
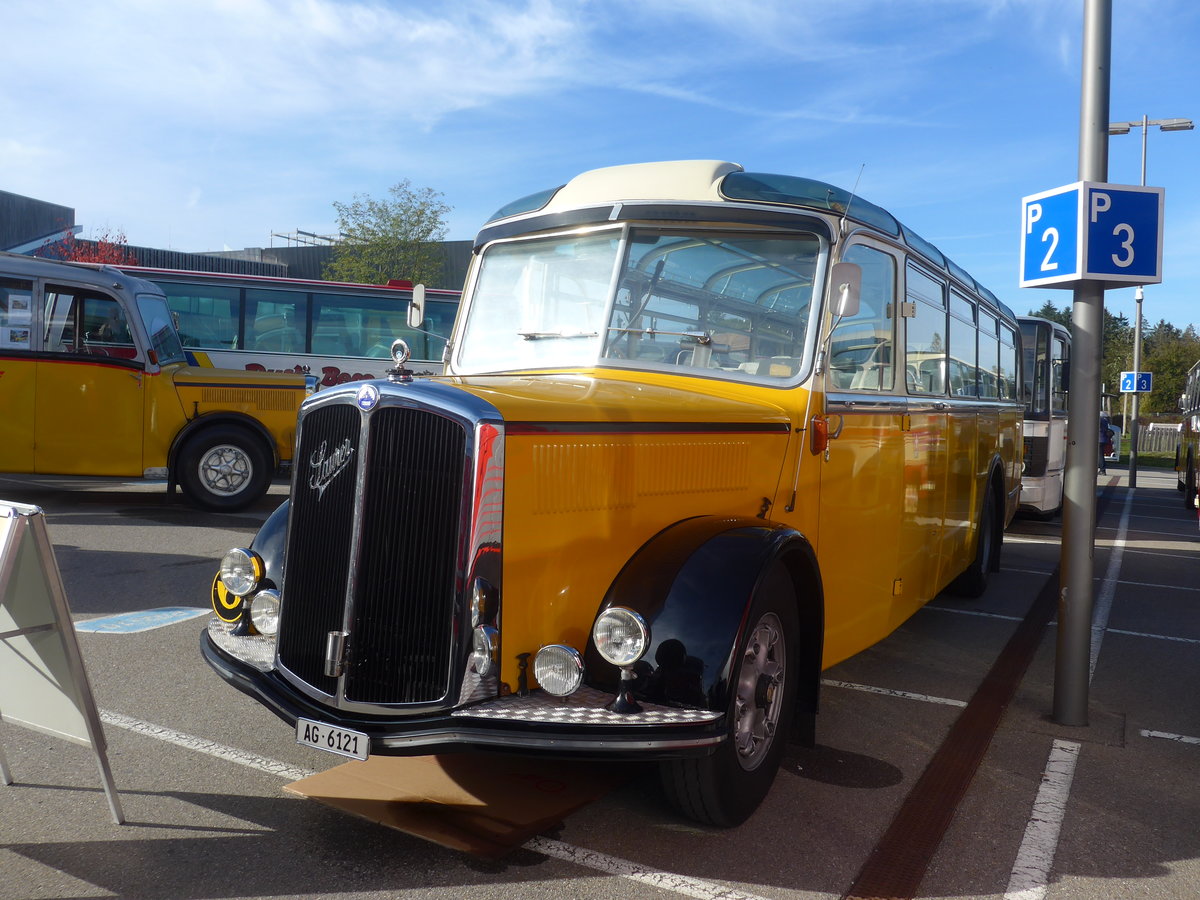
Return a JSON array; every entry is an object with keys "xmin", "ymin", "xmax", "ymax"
[{"xmin": 518, "ymin": 331, "xmax": 599, "ymax": 341}]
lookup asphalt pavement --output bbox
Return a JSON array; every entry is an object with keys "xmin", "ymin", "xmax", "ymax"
[{"xmin": 0, "ymin": 468, "xmax": 1197, "ymax": 900}]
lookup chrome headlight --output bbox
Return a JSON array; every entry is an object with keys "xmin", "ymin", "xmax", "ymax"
[
  {"xmin": 592, "ymin": 607, "xmax": 649, "ymax": 667},
  {"xmin": 249, "ymin": 589, "xmax": 281, "ymax": 636},
  {"xmin": 534, "ymin": 645, "xmax": 584, "ymax": 697},
  {"xmin": 471, "ymin": 625, "xmax": 499, "ymax": 676},
  {"xmin": 220, "ymin": 548, "xmax": 264, "ymax": 597}
]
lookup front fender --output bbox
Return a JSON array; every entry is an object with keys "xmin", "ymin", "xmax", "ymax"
[{"xmin": 584, "ymin": 516, "xmax": 822, "ymax": 714}]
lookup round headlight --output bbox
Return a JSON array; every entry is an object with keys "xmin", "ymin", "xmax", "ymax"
[
  {"xmin": 249, "ymin": 589, "xmax": 281, "ymax": 636},
  {"xmin": 471, "ymin": 625, "xmax": 498, "ymax": 676},
  {"xmin": 220, "ymin": 548, "xmax": 264, "ymax": 597},
  {"xmin": 534, "ymin": 645, "xmax": 584, "ymax": 697},
  {"xmin": 592, "ymin": 607, "xmax": 649, "ymax": 667}
]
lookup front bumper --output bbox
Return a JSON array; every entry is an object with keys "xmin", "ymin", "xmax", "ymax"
[{"xmin": 201, "ymin": 625, "xmax": 726, "ymax": 760}]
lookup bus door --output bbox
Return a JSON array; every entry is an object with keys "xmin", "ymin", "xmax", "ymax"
[
  {"xmin": 818, "ymin": 242, "xmax": 906, "ymax": 663},
  {"xmin": 898, "ymin": 265, "xmax": 952, "ymax": 608},
  {"xmin": 0, "ymin": 276, "xmax": 37, "ymax": 471},
  {"xmin": 35, "ymin": 285, "xmax": 145, "ymax": 476}
]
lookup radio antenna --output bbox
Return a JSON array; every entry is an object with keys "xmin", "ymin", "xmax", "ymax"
[{"xmin": 840, "ymin": 163, "xmax": 866, "ymax": 236}]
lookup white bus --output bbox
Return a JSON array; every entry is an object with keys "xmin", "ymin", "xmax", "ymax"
[
  {"xmin": 1018, "ymin": 316, "xmax": 1070, "ymax": 515},
  {"xmin": 118, "ymin": 267, "xmax": 460, "ymax": 387}
]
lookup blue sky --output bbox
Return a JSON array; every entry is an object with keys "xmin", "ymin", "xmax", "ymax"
[{"xmin": 5, "ymin": 1, "xmax": 1198, "ymax": 329}]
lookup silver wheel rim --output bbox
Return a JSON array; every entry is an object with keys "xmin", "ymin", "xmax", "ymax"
[
  {"xmin": 198, "ymin": 444, "xmax": 253, "ymax": 497},
  {"xmin": 733, "ymin": 611, "xmax": 786, "ymax": 771}
]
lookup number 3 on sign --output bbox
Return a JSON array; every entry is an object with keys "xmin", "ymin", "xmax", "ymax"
[{"xmin": 1092, "ymin": 191, "xmax": 1135, "ymax": 268}]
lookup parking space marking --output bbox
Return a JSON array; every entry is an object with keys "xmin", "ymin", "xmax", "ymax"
[
  {"xmin": 822, "ymin": 679, "xmax": 967, "ymax": 708},
  {"xmin": 527, "ymin": 837, "xmax": 774, "ymax": 900},
  {"xmin": 1003, "ymin": 739, "xmax": 1081, "ymax": 900},
  {"xmin": 99, "ymin": 709, "xmax": 314, "ymax": 782},
  {"xmin": 1108, "ymin": 628, "xmax": 1200, "ymax": 645},
  {"xmin": 1140, "ymin": 729, "xmax": 1200, "ymax": 746},
  {"xmin": 76, "ymin": 607, "xmax": 209, "ymax": 633},
  {"xmin": 924, "ymin": 606, "xmax": 1024, "ymax": 622},
  {"xmin": 98, "ymin": 708, "xmax": 773, "ymax": 900}
]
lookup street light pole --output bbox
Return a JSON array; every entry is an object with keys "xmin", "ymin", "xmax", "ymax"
[{"xmin": 1107, "ymin": 115, "xmax": 1193, "ymax": 488}]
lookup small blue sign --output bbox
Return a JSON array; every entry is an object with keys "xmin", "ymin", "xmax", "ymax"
[
  {"xmin": 1119, "ymin": 371, "xmax": 1153, "ymax": 393},
  {"xmin": 75, "ymin": 607, "xmax": 209, "ymax": 633},
  {"xmin": 1020, "ymin": 182, "xmax": 1164, "ymax": 289}
]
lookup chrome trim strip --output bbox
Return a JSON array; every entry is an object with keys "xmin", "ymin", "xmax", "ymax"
[{"xmin": 377, "ymin": 730, "xmax": 724, "ymax": 753}]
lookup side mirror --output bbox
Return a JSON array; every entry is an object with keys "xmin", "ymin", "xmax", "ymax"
[
  {"xmin": 407, "ymin": 284, "xmax": 426, "ymax": 330},
  {"xmin": 830, "ymin": 262, "xmax": 861, "ymax": 319}
]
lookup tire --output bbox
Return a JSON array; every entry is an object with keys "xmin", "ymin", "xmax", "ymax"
[
  {"xmin": 178, "ymin": 426, "xmax": 273, "ymax": 512},
  {"xmin": 659, "ymin": 562, "xmax": 799, "ymax": 827},
  {"xmin": 949, "ymin": 485, "xmax": 997, "ymax": 598},
  {"xmin": 1184, "ymin": 454, "xmax": 1196, "ymax": 511}
]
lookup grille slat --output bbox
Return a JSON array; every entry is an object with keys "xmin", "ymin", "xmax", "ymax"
[{"xmin": 278, "ymin": 398, "xmax": 468, "ymax": 708}]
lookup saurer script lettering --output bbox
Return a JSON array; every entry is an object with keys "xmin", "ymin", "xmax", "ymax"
[{"xmin": 309, "ymin": 438, "xmax": 355, "ymax": 499}]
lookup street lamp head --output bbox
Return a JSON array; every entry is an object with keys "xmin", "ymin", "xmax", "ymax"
[
  {"xmin": 1158, "ymin": 118, "xmax": 1194, "ymax": 132},
  {"xmin": 1107, "ymin": 123, "xmax": 1133, "ymax": 135}
]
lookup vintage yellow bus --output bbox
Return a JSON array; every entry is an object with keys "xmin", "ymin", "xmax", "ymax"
[
  {"xmin": 0, "ymin": 252, "xmax": 315, "ymax": 510},
  {"xmin": 204, "ymin": 160, "xmax": 1022, "ymax": 824}
]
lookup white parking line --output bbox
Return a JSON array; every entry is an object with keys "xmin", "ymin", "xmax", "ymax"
[
  {"xmin": 1004, "ymin": 740, "xmax": 1081, "ymax": 900},
  {"xmin": 821, "ymin": 679, "xmax": 967, "ymax": 708},
  {"xmin": 98, "ymin": 709, "xmax": 773, "ymax": 900},
  {"xmin": 1140, "ymin": 729, "xmax": 1200, "ymax": 746}
]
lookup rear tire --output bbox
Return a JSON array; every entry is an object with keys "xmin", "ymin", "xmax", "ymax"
[
  {"xmin": 178, "ymin": 426, "xmax": 272, "ymax": 512},
  {"xmin": 949, "ymin": 485, "xmax": 997, "ymax": 598},
  {"xmin": 659, "ymin": 563, "xmax": 799, "ymax": 826}
]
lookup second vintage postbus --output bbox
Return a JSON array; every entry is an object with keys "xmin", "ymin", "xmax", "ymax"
[
  {"xmin": 117, "ymin": 267, "xmax": 461, "ymax": 386},
  {"xmin": 203, "ymin": 160, "xmax": 1023, "ymax": 826}
]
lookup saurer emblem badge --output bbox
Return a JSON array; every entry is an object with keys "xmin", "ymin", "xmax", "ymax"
[{"xmin": 309, "ymin": 438, "xmax": 355, "ymax": 499}]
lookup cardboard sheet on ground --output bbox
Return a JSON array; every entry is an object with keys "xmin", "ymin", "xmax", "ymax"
[{"xmin": 285, "ymin": 753, "xmax": 627, "ymax": 857}]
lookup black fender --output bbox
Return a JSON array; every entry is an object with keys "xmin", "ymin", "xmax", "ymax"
[
  {"xmin": 210, "ymin": 499, "xmax": 290, "ymax": 623},
  {"xmin": 168, "ymin": 412, "xmax": 281, "ymax": 494},
  {"xmin": 584, "ymin": 516, "xmax": 823, "ymax": 726}
]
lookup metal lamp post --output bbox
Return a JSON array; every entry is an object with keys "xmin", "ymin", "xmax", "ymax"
[{"xmin": 1106, "ymin": 115, "xmax": 1193, "ymax": 487}]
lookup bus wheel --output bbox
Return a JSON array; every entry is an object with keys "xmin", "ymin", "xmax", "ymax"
[
  {"xmin": 178, "ymin": 426, "xmax": 272, "ymax": 512},
  {"xmin": 949, "ymin": 486, "xmax": 996, "ymax": 598},
  {"xmin": 1186, "ymin": 455, "xmax": 1197, "ymax": 511},
  {"xmin": 659, "ymin": 562, "xmax": 798, "ymax": 827}
]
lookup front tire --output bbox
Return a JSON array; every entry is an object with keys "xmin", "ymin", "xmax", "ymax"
[
  {"xmin": 659, "ymin": 562, "xmax": 799, "ymax": 827},
  {"xmin": 178, "ymin": 426, "xmax": 273, "ymax": 512}
]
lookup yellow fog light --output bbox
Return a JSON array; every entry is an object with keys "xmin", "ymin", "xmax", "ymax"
[
  {"xmin": 249, "ymin": 589, "xmax": 281, "ymax": 636},
  {"xmin": 534, "ymin": 645, "xmax": 584, "ymax": 697},
  {"xmin": 220, "ymin": 548, "xmax": 263, "ymax": 597},
  {"xmin": 593, "ymin": 607, "xmax": 649, "ymax": 667}
]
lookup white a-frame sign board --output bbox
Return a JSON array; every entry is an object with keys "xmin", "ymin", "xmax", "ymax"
[{"xmin": 0, "ymin": 500, "xmax": 124, "ymax": 824}]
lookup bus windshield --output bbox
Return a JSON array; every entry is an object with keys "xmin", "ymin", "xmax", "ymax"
[
  {"xmin": 136, "ymin": 294, "xmax": 186, "ymax": 365},
  {"xmin": 455, "ymin": 227, "xmax": 823, "ymax": 382}
]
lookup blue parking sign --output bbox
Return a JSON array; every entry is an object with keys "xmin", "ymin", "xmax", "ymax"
[
  {"xmin": 1020, "ymin": 182, "xmax": 1164, "ymax": 289},
  {"xmin": 1119, "ymin": 371, "xmax": 1153, "ymax": 393}
]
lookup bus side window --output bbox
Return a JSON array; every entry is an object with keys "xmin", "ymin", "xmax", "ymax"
[
  {"xmin": 830, "ymin": 244, "xmax": 896, "ymax": 391},
  {"xmin": 904, "ymin": 264, "xmax": 947, "ymax": 395}
]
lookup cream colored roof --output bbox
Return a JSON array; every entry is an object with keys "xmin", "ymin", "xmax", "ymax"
[{"xmin": 541, "ymin": 160, "xmax": 743, "ymax": 211}]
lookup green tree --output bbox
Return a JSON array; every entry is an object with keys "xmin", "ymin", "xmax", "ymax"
[
  {"xmin": 1140, "ymin": 319, "xmax": 1200, "ymax": 416},
  {"xmin": 325, "ymin": 180, "xmax": 451, "ymax": 286}
]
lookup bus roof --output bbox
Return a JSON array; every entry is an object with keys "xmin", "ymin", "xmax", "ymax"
[{"xmin": 113, "ymin": 265, "xmax": 461, "ymax": 299}]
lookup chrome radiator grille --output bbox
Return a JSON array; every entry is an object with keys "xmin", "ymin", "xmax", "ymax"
[{"xmin": 277, "ymin": 399, "xmax": 468, "ymax": 707}]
